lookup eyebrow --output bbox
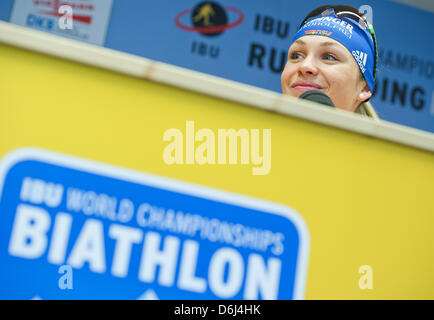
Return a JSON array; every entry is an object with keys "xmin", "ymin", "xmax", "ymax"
[{"xmin": 294, "ymin": 39, "xmax": 340, "ymax": 47}]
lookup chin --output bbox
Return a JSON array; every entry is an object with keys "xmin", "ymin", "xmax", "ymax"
[
  {"xmin": 282, "ymin": 88, "xmax": 298, "ymax": 98},
  {"xmin": 288, "ymin": 87, "xmax": 306, "ymax": 98}
]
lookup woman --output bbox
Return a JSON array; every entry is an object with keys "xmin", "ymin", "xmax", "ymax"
[{"xmin": 281, "ymin": 5, "xmax": 379, "ymax": 119}]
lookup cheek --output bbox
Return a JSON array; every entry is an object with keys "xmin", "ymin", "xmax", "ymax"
[
  {"xmin": 325, "ymin": 71, "xmax": 358, "ymax": 109},
  {"xmin": 324, "ymin": 67, "xmax": 353, "ymax": 92},
  {"xmin": 281, "ymin": 63, "xmax": 295, "ymax": 94},
  {"xmin": 326, "ymin": 75, "xmax": 344, "ymax": 92}
]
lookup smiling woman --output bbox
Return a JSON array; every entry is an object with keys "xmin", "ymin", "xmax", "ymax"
[{"xmin": 281, "ymin": 5, "xmax": 379, "ymax": 119}]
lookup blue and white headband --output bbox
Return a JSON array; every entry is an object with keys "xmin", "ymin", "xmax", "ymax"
[{"xmin": 292, "ymin": 9, "xmax": 376, "ymax": 93}]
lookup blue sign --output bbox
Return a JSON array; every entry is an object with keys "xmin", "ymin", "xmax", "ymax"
[{"xmin": 0, "ymin": 148, "xmax": 309, "ymax": 300}]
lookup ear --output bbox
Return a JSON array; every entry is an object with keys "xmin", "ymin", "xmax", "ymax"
[
  {"xmin": 356, "ymin": 83, "xmax": 372, "ymax": 104},
  {"xmin": 351, "ymin": 82, "xmax": 372, "ymax": 112}
]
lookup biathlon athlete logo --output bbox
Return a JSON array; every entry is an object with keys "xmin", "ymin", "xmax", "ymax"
[{"xmin": 175, "ymin": 1, "xmax": 244, "ymax": 37}]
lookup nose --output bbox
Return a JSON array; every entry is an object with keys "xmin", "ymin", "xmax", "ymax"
[{"xmin": 298, "ymin": 55, "xmax": 319, "ymax": 76}]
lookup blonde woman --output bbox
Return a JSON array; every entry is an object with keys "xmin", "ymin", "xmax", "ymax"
[{"xmin": 281, "ymin": 5, "xmax": 379, "ymax": 119}]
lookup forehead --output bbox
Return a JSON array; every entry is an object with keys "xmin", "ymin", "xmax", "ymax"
[{"xmin": 291, "ymin": 35, "xmax": 348, "ymax": 51}]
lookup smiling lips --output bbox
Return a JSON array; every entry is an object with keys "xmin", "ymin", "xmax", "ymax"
[{"xmin": 291, "ymin": 81, "xmax": 323, "ymax": 92}]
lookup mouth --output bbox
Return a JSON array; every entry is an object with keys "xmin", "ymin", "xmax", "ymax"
[{"xmin": 291, "ymin": 81, "xmax": 323, "ymax": 93}]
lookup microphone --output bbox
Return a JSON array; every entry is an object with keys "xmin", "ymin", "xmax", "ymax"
[{"xmin": 299, "ymin": 90, "xmax": 335, "ymax": 108}]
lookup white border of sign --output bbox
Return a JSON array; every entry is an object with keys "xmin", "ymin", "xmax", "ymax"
[{"xmin": 0, "ymin": 147, "xmax": 310, "ymax": 300}]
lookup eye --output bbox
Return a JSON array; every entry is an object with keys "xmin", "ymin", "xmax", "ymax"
[
  {"xmin": 323, "ymin": 53, "xmax": 338, "ymax": 61},
  {"xmin": 289, "ymin": 52, "xmax": 303, "ymax": 60}
]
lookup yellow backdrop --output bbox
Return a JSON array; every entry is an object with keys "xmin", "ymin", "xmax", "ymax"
[{"xmin": 1, "ymin": 43, "xmax": 433, "ymax": 299}]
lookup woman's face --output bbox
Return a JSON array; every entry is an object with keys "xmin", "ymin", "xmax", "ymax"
[{"xmin": 281, "ymin": 35, "xmax": 371, "ymax": 111}]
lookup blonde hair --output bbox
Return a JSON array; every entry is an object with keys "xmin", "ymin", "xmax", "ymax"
[
  {"xmin": 355, "ymin": 70, "xmax": 379, "ymax": 121},
  {"xmin": 355, "ymin": 101, "xmax": 380, "ymax": 121}
]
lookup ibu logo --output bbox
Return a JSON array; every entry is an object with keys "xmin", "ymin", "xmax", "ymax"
[{"xmin": 175, "ymin": 1, "xmax": 244, "ymax": 37}]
